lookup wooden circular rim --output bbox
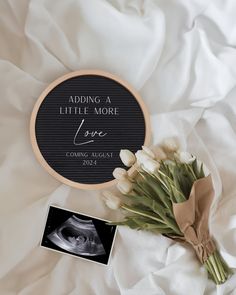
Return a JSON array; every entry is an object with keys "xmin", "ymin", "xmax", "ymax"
[{"xmin": 30, "ymin": 70, "xmax": 151, "ymax": 190}]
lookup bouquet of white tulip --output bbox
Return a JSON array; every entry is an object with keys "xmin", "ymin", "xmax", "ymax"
[{"xmin": 102, "ymin": 138, "xmax": 231, "ymax": 285}]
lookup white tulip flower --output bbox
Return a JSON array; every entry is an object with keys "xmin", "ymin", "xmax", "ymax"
[
  {"xmin": 177, "ymin": 151, "xmax": 196, "ymax": 164},
  {"xmin": 117, "ymin": 179, "xmax": 133, "ymax": 194},
  {"xmin": 102, "ymin": 190, "xmax": 121, "ymax": 210},
  {"xmin": 154, "ymin": 147, "xmax": 167, "ymax": 160},
  {"xmin": 113, "ymin": 167, "xmax": 128, "ymax": 180},
  {"xmin": 135, "ymin": 150, "xmax": 151, "ymax": 165},
  {"xmin": 142, "ymin": 146, "xmax": 155, "ymax": 159},
  {"xmin": 143, "ymin": 159, "xmax": 160, "ymax": 174},
  {"xmin": 119, "ymin": 149, "xmax": 136, "ymax": 167},
  {"xmin": 162, "ymin": 137, "xmax": 180, "ymax": 153}
]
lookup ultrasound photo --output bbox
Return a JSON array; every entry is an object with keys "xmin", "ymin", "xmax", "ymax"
[{"xmin": 41, "ymin": 206, "xmax": 117, "ymax": 265}]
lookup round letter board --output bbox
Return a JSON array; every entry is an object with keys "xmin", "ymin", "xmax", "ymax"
[{"xmin": 30, "ymin": 70, "xmax": 150, "ymax": 190}]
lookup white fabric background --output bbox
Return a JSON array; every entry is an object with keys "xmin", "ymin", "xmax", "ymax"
[{"xmin": 0, "ymin": 0, "xmax": 236, "ymax": 294}]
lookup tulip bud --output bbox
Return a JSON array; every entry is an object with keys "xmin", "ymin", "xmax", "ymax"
[
  {"xmin": 113, "ymin": 167, "xmax": 128, "ymax": 180},
  {"xmin": 143, "ymin": 159, "xmax": 160, "ymax": 174},
  {"xmin": 117, "ymin": 179, "xmax": 133, "ymax": 194},
  {"xmin": 154, "ymin": 147, "xmax": 167, "ymax": 160},
  {"xmin": 162, "ymin": 137, "xmax": 179, "ymax": 153},
  {"xmin": 119, "ymin": 149, "xmax": 136, "ymax": 167},
  {"xmin": 142, "ymin": 146, "xmax": 155, "ymax": 159},
  {"xmin": 135, "ymin": 150, "xmax": 151, "ymax": 165},
  {"xmin": 176, "ymin": 151, "xmax": 196, "ymax": 164},
  {"xmin": 102, "ymin": 190, "xmax": 121, "ymax": 210}
]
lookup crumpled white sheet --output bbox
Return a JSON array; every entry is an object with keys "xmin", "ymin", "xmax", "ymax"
[{"xmin": 0, "ymin": 0, "xmax": 236, "ymax": 294}]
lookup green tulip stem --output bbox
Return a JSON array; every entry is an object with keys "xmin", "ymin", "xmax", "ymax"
[
  {"xmin": 204, "ymin": 250, "xmax": 230, "ymax": 284},
  {"xmin": 121, "ymin": 205, "xmax": 182, "ymax": 236}
]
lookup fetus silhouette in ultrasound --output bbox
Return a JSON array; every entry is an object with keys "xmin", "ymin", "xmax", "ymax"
[{"xmin": 47, "ymin": 215, "xmax": 106, "ymax": 256}]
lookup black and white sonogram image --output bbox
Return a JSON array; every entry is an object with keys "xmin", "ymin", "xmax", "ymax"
[
  {"xmin": 41, "ymin": 206, "xmax": 117, "ymax": 265},
  {"xmin": 47, "ymin": 216, "xmax": 106, "ymax": 256}
]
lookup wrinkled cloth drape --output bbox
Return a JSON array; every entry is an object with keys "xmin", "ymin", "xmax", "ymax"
[{"xmin": 0, "ymin": 0, "xmax": 236, "ymax": 294}]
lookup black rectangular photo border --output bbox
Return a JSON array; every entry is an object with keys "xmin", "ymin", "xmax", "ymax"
[{"xmin": 40, "ymin": 205, "xmax": 117, "ymax": 266}]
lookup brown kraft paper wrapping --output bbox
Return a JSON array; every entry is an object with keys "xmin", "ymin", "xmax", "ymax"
[{"xmin": 173, "ymin": 175, "xmax": 216, "ymax": 263}]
